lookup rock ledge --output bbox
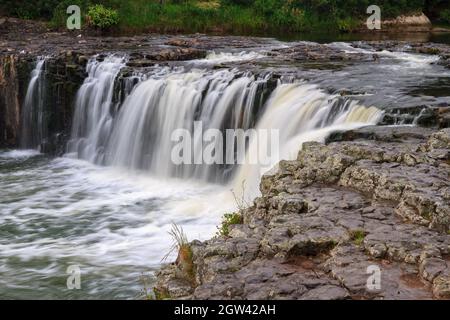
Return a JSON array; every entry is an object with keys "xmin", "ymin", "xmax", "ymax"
[{"xmin": 155, "ymin": 126, "xmax": 450, "ymax": 300}]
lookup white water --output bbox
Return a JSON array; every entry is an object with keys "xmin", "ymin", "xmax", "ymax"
[
  {"xmin": 69, "ymin": 64, "xmax": 271, "ymax": 182},
  {"xmin": 330, "ymin": 42, "xmax": 441, "ymax": 69},
  {"xmin": 0, "ymin": 149, "xmax": 41, "ymax": 159},
  {"xmin": 68, "ymin": 55, "xmax": 127, "ymax": 163},
  {"xmin": 68, "ymin": 56, "xmax": 382, "ymax": 192},
  {"xmin": 233, "ymin": 82, "xmax": 382, "ymax": 199},
  {"xmin": 20, "ymin": 58, "xmax": 46, "ymax": 149},
  {"xmin": 200, "ymin": 51, "xmax": 265, "ymax": 64},
  {"xmin": 0, "ymin": 152, "xmax": 234, "ymax": 298}
]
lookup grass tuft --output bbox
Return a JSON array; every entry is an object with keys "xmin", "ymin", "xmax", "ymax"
[
  {"xmin": 349, "ymin": 229, "xmax": 367, "ymax": 246},
  {"xmin": 163, "ymin": 223, "xmax": 196, "ymax": 284}
]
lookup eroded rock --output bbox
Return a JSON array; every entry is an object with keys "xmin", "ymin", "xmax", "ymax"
[{"xmin": 155, "ymin": 126, "xmax": 450, "ymax": 300}]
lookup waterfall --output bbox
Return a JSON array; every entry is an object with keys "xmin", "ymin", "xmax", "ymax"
[
  {"xmin": 232, "ymin": 82, "xmax": 383, "ymax": 199},
  {"xmin": 20, "ymin": 58, "xmax": 47, "ymax": 149},
  {"xmin": 67, "ymin": 55, "xmax": 127, "ymax": 163},
  {"xmin": 68, "ymin": 54, "xmax": 382, "ymax": 196},
  {"xmin": 106, "ymin": 68, "xmax": 270, "ymax": 182}
]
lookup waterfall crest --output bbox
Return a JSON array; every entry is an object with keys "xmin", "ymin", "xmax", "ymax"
[
  {"xmin": 67, "ymin": 55, "xmax": 127, "ymax": 163},
  {"xmin": 20, "ymin": 58, "xmax": 46, "ymax": 149}
]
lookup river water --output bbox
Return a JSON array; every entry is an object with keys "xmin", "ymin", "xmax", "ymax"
[{"xmin": 1, "ymin": 36, "xmax": 450, "ymax": 299}]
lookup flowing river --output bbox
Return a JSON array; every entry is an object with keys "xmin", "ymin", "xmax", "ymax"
[{"xmin": 1, "ymin": 36, "xmax": 450, "ymax": 298}]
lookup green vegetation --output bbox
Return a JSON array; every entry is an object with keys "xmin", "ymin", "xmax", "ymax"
[
  {"xmin": 87, "ymin": 4, "xmax": 119, "ymax": 29},
  {"xmin": 1, "ymin": 0, "xmax": 449, "ymax": 33},
  {"xmin": 153, "ymin": 287, "xmax": 171, "ymax": 300},
  {"xmin": 49, "ymin": 0, "xmax": 90, "ymax": 28},
  {"xmin": 164, "ymin": 224, "xmax": 195, "ymax": 284},
  {"xmin": 440, "ymin": 9, "xmax": 450, "ymax": 24},
  {"xmin": 218, "ymin": 212, "xmax": 243, "ymax": 237},
  {"xmin": 349, "ymin": 229, "xmax": 367, "ymax": 246}
]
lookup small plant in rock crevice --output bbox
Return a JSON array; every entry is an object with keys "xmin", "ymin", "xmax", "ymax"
[
  {"xmin": 216, "ymin": 180, "xmax": 248, "ymax": 237},
  {"xmin": 153, "ymin": 287, "xmax": 171, "ymax": 300},
  {"xmin": 349, "ymin": 229, "xmax": 367, "ymax": 246},
  {"xmin": 163, "ymin": 223, "xmax": 195, "ymax": 285},
  {"xmin": 217, "ymin": 212, "xmax": 243, "ymax": 237}
]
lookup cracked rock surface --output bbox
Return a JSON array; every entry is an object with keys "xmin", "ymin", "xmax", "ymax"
[{"xmin": 155, "ymin": 126, "xmax": 450, "ymax": 300}]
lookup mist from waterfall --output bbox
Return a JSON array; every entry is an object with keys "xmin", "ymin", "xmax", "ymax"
[{"xmin": 20, "ymin": 58, "xmax": 47, "ymax": 150}]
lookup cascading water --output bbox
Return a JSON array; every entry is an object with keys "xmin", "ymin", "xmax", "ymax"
[
  {"xmin": 68, "ymin": 62, "xmax": 272, "ymax": 183},
  {"xmin": 20, "ymin": 57, "xmax": 47, "ymax": 149},
  {"xmin": 68, "ymin": 55, "xmax": 382, "ymax": 192},
  {"xmin": 107, "ymin": 68, "xmax": 271, "ymax": 182},
  {"xmin": 67, "ymin": 55, "xmax": 127, "ymax": 163},
  {"xmin": 233, "ymin": 82, "xmax": 383, "ymax": 199}
]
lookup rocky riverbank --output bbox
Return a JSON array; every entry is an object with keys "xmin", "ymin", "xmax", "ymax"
[{"xmin": 155, "ymin": 125, "xmax": 450, "ymax": 300}]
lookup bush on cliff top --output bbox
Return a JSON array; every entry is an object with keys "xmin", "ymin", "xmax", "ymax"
[
  {"xmin": 87, "ymin": 4, "xmax": 119, "ymax": 29},
  {"xmin": 440, "ymin": 9, "xmax": 450, "ymax": 24}
]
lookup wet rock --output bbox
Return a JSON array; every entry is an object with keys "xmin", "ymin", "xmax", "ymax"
[
  {"xmin": 379, "ymin": 105, "xmax": 450, "ymax": 128},
  {"xmin": 0, "ymin": 54, "xmax": 22, "ymax": 147},
  {"xmin": 271, "ymin": 43, "xmax": 372, "ymax": 63}
]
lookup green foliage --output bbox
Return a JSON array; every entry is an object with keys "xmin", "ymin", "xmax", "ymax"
[
  {"xmin": 50, "ymin": 0, "xmax": 90, "ymax": 28},
  {"xmin": 87, "ymin": 4, "xmax": 119, "ymax": 29},
  {"xmin": 221, "ymin": 0, "xmax": 254, "ymax": 5},
  {"xmin": 1, "ymin": 0, "xmax": 446, "ymax": 33},
  {"xmin": 153, "ymin": 287, "xmax": 171, "ymax": 300},
  {"xmin": 440, "ymin": 9, "xmax": 450, "ymax": 24},
  {"xmin": 349, "ymin": 229, "xmax": 367, "ymax": 246},
  {"xmin": 0, "ymin": 0, "xmax": 61, "ymax": 19},
  {"xmin": 337, "ymin": 17, "xmax": 360, "ymax": 33},
  {"xmin": 218, "ymin": 212, "xmax": 243, "ymax": 237}
]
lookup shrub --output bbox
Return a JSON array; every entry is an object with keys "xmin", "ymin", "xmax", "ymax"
[
  {"xmin": 440, "ymin": 9, "xmax": 450, "ymax": 24},
  {"xmin": 50, "ymin": 0, "xmax": 90, "ymax": 28},
  {"xmin": 218, "ymin": 212, "xmax": 243, "ymax": 237},
  {"xmin": 87, "ymin": 4, "xmax": 119, "ymax": 29},
  {"xmin": 221, "ymin": 0, "xmax": 255, "ymax": 6}
]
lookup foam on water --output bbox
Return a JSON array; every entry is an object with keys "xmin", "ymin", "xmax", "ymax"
[
  {"xmin": 0, "ymin": 149, "xmax": 41, "ymax": 159},
  {"xmin": 0, "ymin": 153, "xmax": 233, "ymax": 298},
  {"xmin": 200, "ymin": 50, "xmax": 265, "ymax": 63}
]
